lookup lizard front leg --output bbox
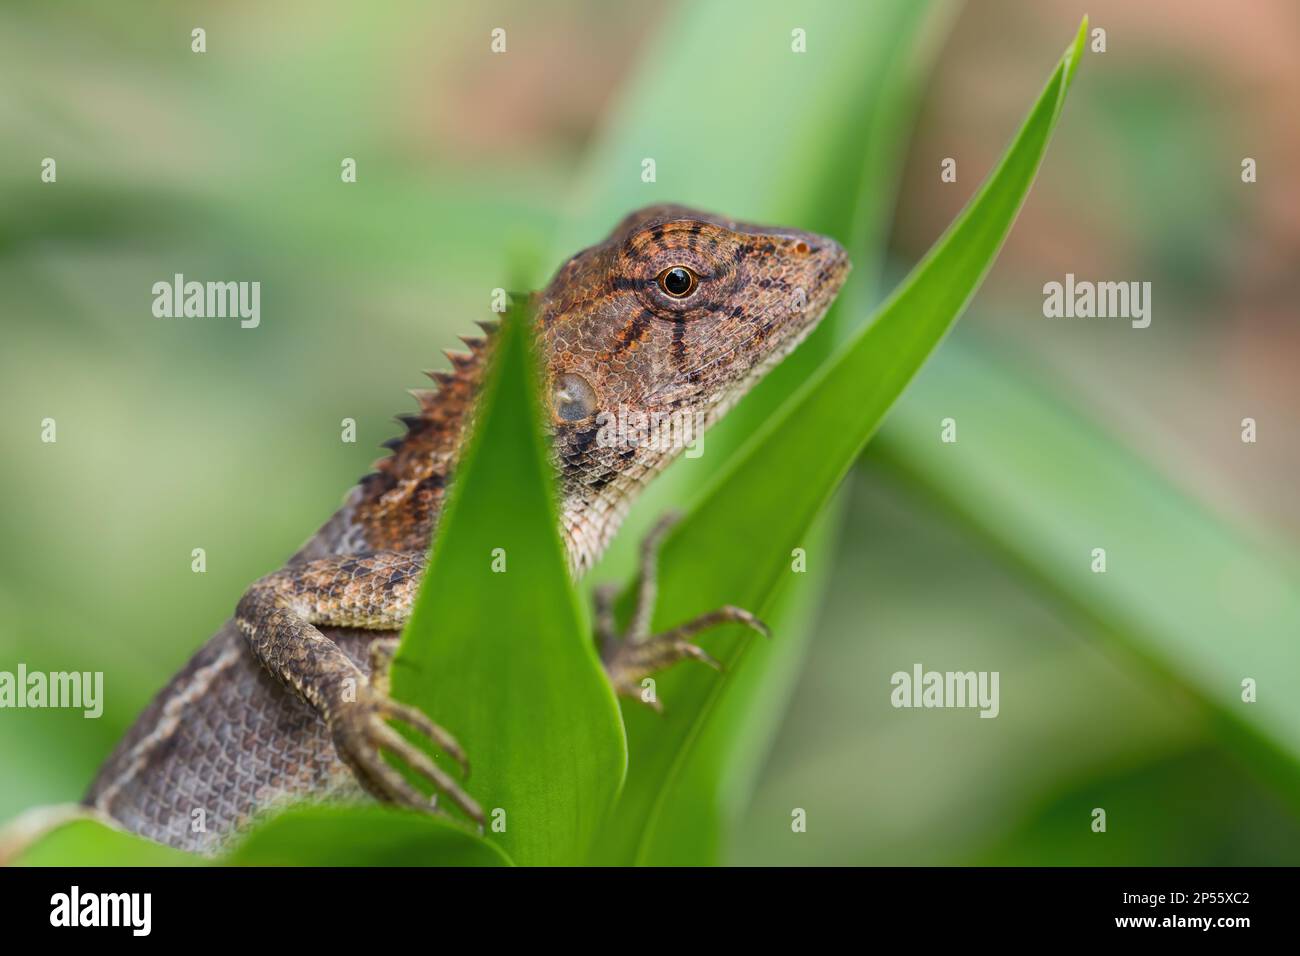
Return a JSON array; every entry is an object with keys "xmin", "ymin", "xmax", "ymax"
[
  {"xmin": 598, "ymin": 513, "xmax": 770, "ymax": 708},
  {"xmin": 234, "ymin": 550, "xmax": 483, "ymax": 825}
]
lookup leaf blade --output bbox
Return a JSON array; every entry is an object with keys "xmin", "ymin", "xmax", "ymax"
[
  {"xmin": 872, "ymin": 337, "xmax": 1300, "ymax": 800},
  {"xmin": 598, "ymin": 17, "xmax": 1090, "ymax": 864},
  {"xmin": 224, "ymin": 805, "xmax": 513, "ymax": 866},
  {"xmin": 565, "ymin": 0, "xmax": 954, "ymax": 865},
  {"xmin": 9, "ymin": 818, "xmax": 201, "ymax": 867},
  {"xmin": 391, "ymin": 304, "xmax": 626, "ymax": 866}
]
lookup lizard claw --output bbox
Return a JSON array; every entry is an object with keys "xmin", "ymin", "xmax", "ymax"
[
  {"xmin": 330, "ymin": 685, "xmax": 483, "ymax": 827},
  {"xmin": 596, "ymin": 511, "xmax": 770, "ymax": 707},
  {"xmin": 603, "ymin": 605, "xmax": 769, "ymax": 702}
]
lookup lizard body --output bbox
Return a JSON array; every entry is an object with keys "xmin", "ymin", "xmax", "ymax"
[{"xmin": 83, "ymin": 205, "xmax": 848, "ymax": 853}]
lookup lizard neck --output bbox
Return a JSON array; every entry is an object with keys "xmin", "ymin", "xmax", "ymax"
[{"xmin": 332, "ymin": 321, "xmax": 653, "ymax": 578}]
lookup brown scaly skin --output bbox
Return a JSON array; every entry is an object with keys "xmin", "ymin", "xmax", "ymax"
[{"xmin": 81, "ymin": 205, "xmax": 849, "ymax": 854}]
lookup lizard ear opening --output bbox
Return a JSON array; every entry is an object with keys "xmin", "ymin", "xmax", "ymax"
[{"xmin": 553, "ymin": 372, "xmax": 597, "ymax": 422}]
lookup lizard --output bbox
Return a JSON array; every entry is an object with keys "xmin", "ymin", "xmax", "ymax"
[{"xmin": 75, "ymin": 204, "xmax": 849, "ymax": 855}]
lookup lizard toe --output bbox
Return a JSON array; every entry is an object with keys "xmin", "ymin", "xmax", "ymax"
[{"xmin": 329, "ymin": 690, "xmax": 482, "ymax": 826}]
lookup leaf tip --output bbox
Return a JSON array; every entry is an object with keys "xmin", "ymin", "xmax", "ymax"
[{"xmin": 1067, "ymin": 15, "xmax": 1089, "ymax": 79}]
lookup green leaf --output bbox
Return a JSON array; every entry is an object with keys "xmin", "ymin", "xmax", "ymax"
[
  {"xmin": 871, "ymin": 336, "xmax": 1300, "ymax": 801},
  {"xmin": 10, "ymin": 818, "xmax": 200, "ymax": 867},
  {"xmin": 223, "ymin": 805, "xmax": 512, "ymax": 866},
  {"xmin": 390, "ymin": 303, "xmax": 626, "ymax": 866},
  {"xmin": 594, "ymin": 17, "xmax": 1090, "ymax": 864},
  {"xmin": 11, "ymin": 806, "xmax": 511, "ymax": 867},
  {"xmin": 558, "ymin": 0, "xmax": 952, "ymax": 865},
  {"xmin": 632, "ymin": 498, "xmax": 846, "ymax": 865}
]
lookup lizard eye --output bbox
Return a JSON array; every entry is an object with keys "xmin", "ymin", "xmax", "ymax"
[{"xmin": 657, "ymin": 266, "xmax": 698, "ymax": 298}]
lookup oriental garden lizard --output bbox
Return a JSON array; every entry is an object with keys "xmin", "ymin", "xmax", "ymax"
[{"xmin": 77, "ymin": 205, "xmax": 849, "ymax": 854}]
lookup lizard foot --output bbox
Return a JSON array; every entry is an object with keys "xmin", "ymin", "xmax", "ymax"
[
  {"xmin": 330, "ymin": 648, "xmax": 484, "ymax": 827},
  {"xmin": 597, "ymin": 512, "xmax": 769, "ymax": 710}
]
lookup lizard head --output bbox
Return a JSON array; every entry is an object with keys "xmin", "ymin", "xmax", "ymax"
[{"xmin": 537, "ymin": 204, "xmax": 849, "ymax": 570}]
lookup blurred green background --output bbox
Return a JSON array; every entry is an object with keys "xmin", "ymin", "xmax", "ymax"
[{"xmin": 2, "ymin": 0, "xmax": 1298, "ymax": 865}]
